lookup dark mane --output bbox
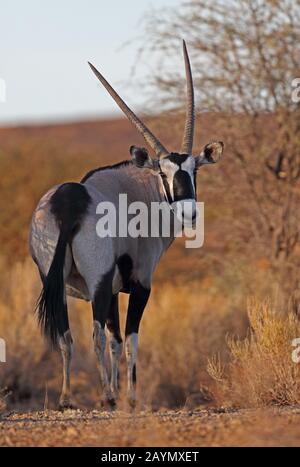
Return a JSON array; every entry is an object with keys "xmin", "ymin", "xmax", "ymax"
[{"xmin": 80, "ymin": 160, "xmax": 132, "ymax": 183}]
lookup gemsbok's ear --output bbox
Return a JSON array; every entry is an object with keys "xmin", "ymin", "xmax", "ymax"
[
  {"xmin": 130, "ymin": 146, "xmax": 159, "ymax": 171},
  {"xmin": 195, "ymin": 141, "xmax": 224, "ymax": 167}
]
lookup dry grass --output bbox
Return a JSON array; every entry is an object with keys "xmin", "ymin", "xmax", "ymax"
[
  {"xmin": 2, "ymin": 255, "xmax": 298, "ymax": 411},
  {"xmin": 138, "ymin": 281, "xmax": 244, "ymax": 408},
  {"xmin": 0, "ymin": 259, "xmax": 48, "ymax": 403},
  {"xmin": 208, "ymin": 299, "xmax": 300, "ymax": 407},
  {"xmin": 0, "ymin": 390, "xmax": 7, "ymax": 413},
  {"xmin": 0, "ymin": 258, "xmax": 245, "ymax": 410}
]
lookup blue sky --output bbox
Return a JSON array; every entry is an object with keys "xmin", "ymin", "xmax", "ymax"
[{"xmin": 0, "ymin": 0, "xmax": 181, "ymax": 125}]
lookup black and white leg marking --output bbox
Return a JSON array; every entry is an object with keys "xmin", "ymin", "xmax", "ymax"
[
  {"xmin": 58, "ymin": 327, "xmax": 74, "ymax": 410},
  {"xmin": 106, "ymin": 294, "xmax": 123, "ymax": 399},
  {"xmin": 92, "ymin": 268, "xmax": 115, "ymax": 407},
  {"xmin": 57, "ymin": 301, "xmax": 75, "ymax": 410},
  {"xmin": 125, "ymin": 281, "xmax": 150, "ymax": 408}
]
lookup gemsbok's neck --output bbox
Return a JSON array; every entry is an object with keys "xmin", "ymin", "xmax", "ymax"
[{"xmin": 81, "ymin": 160, "xmax": 175, "ymax": 249}]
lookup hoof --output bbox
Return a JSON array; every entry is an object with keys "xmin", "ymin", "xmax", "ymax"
[
  {"xmin": 128, "ymin": 398, "xmax": 137, "ymax": 410},
  {"xmin": 58, "ymin": 399, "xmax": 77, "ymax": 411},
  {"xmin": 108, "ymin": 397, "xmax": 117, "ymax": 409},
  {"xmin": 100, "ymin": 397, "xmax": 117, "ymax": 410}
]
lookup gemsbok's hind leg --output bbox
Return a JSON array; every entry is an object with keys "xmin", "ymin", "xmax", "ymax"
[
  {"xmin": 58, "ymin": 306, "xmax": 75, "ymax": 411},
  {"xmin": 92, "ymin": 270, "xmax": 116, "ymax": 408},
  {"xmin": 125, "ymin": 282, "xmax": 150, "ymax": 408},
  {"xmin": 106, "ymin": 294, "xmax": 123, "ymax": 402}
]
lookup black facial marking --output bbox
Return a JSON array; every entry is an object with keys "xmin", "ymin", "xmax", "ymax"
[
  {"xmin": 116, "ymin": 254, "xmax": 133, "ymax": 293},
  {"xmin": 50, "ymin": 182, "xmax": 91, "ymax": 237},
  {"xmin": 168, "ymin": 153, "xmax": 189, "ymax": 166},
  {"xmin": 159, "ymin": 154, "xmax": 195, "ymax": 204},
  {"xmin": 173, "ymin": 170, "xmax": 195, "ymax": 201}
]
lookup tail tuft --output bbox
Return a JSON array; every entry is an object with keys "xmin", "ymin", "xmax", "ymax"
[{"xmin": 36, "ymin": 232, "xmax": 68, "ymax": 347}]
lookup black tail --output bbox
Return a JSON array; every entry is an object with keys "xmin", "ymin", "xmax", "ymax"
[
  {"xmin": 36, "ymin": 182, "xmax": 91, "ymax": 347},
  {"xmin": 36, "ymin": 229, "xmax": 69, "ymax": 347}
]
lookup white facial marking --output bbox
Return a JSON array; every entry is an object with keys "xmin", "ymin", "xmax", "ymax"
[
  {"xmin": 181, "ymin": 157, "xmax": 196, "ymax": 193},
  {"xmin": 159, "ymin": 159, "xmax": 179, "ymax": 199}
]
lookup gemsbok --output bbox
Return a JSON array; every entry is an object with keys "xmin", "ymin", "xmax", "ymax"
[{"xmin": 29, "ymin": 40, "xmax": 224, "ymax": 409}]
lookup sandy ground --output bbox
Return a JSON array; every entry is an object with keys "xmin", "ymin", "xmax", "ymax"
[{"xmin": 1, "ymin": 406, "xmax": 300, "ymax": 447}]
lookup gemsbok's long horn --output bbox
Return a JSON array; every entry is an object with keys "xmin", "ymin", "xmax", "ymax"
[
  {"xmin": 181, "ymin": 40, "xmax": 195, "ymax": 155},
  {"xmin": 88, "ymin": 62, "xmax": 169, "ymax": 158}
]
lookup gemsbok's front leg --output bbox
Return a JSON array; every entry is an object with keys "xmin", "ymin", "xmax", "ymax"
[
  {"xmin": 106, "ymin": 294, "xmax": 123, "ymax": 402},
  {"xmin": 125, "ymin": 282, "xmax": 150, "ymax": 408},
  {"xmin": 92, "ymin": 272, "xmax": 115, "ymax": 408}
]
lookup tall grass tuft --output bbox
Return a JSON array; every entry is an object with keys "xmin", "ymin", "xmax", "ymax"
[{"xmin": 208, "ymin": 299, "xmax": 300, "ymax": 407}]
